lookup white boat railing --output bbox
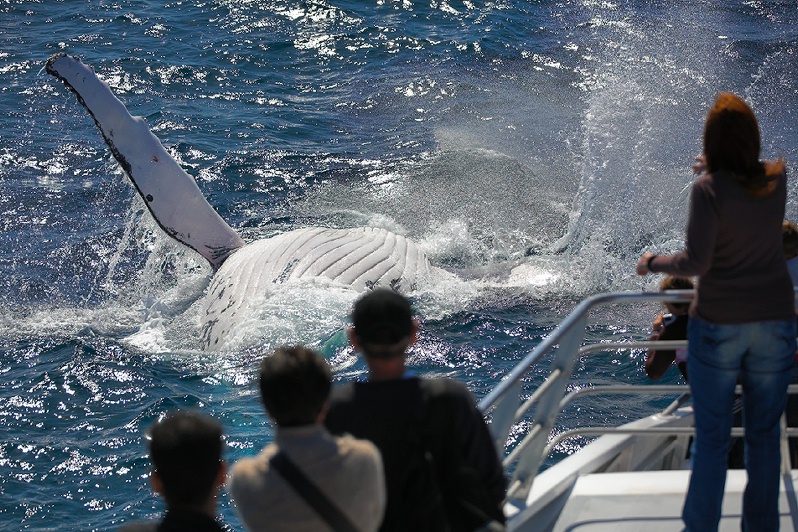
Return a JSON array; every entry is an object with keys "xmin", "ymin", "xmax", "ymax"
[
  {"xmin": 543, "ymin": 383, "xmax": 798, "ymax": 455},
  {"xmin": 480, "ymin": 289, "xmax": 798, "ymax": 504},
  {"xmin": 477, "ymin": 290, "xmax": 700, "ymax": 502}
]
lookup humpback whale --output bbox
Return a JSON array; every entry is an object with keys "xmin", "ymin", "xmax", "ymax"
[{"xmin": 45, "ymin": 53, "xmax": 433, "ymax": 350}]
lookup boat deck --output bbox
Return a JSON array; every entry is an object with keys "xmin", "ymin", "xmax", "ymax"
[{"xmin": 547, "ymin": 469, "xmax": 798, "ymax": 531}]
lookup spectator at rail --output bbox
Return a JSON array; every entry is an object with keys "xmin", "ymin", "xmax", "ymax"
[
  {"xmin": 784, "ymin": 220, "xmax": 798, "ymax": 291},
  {"xmin": 782, "ymin": 220, "xmax": 798, "ymax": 467},
  {"xmin": 645, "ymin": 275, "xmax": 694, "ymax": 381},
  {"xmin": 228, "ymin": 345, "xmax": 386, "ymax": 532},
  {"xmin": 324, "ymin": 288, "xmax": 507, "ymax": 532},
  {"xmin": 637, "ymin": 93, "xmax": 796, "ymax": 532},
  {"xmin": 119, "ymin": 409, "xmax": 227, "ymax": 532}
]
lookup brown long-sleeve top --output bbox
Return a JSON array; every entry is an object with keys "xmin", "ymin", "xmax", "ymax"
[{"xmin": 649, "ymin": 164, "xmax": 794, "ymax": 324}]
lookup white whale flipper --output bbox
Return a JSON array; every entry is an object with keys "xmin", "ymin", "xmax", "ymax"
[
  {"xmin": 47, "ymin": 54, "xmax": 437, "ymax": 350},
  {"xmin": 45, "ymin": 53, "xmax": 244, "ymax": 268}
]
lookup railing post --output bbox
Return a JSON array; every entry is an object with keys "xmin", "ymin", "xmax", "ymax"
[
  {"xmin": 781, "ymin": 412, "xmax": 791, "ymax": 476},
  {"xmin": 508, "ymin": 312, "xmax": 589, "ymax": 501},
  {"xmin": 489, "ymin": 379, "xmax": 523, "ymax": 458}
]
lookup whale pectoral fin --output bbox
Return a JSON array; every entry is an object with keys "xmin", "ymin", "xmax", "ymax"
[{"xmin": 45, "ymin": 53, "xmax": 244, "ymax": 269}]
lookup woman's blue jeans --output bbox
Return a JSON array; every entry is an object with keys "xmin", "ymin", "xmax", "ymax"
[{"xmin": 682, "ymin": 317, "xmax": 797, "ymax": 532}]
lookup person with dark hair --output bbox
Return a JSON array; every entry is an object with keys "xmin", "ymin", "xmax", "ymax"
[
  {"xmin": 120, "ymin": 410, "xmax": 227, "ymax": 532},
  {"xmin": 637, "ymin": 93, "xmax": 796, "ymax": 532},
  {"xmin": 324, "ymin": 289, "xmax": 507, "ymax": 532},
  {"xmin": 645, "ymin": 275, "xmax": 694, "ymax": 381},
  {"xmin": 782, "ymin": 220, "xmax": 798, "ymax": 468},
  {"xmin": 783, "ymin": 220, "xmax": 798, "ymax": 291},
  {"xmin": 228, "ymin": 345, "xmax": 386, "ymax": 532}
]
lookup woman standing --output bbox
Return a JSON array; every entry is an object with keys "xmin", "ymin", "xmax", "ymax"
[{"xmin": 637, "ymin": 92, "xmax": 796, "ymax": 532}]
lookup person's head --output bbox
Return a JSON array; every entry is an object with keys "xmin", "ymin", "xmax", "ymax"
[
  {"xmin": 702, "ymin": 92, "xmax": 775, "ymax": 188},
  {"xmin": 660, "ymin": 275, "xmax": 694, "ymax": 315},
  {"xmin": 148, "ymin": 410, "xmax": 225, "ymax": 511},
  {"xmin": 349, "ymin": 288, "xmax": 417, "ymax": 360},
  {"xmin": 783, "ymin": 221, "xmax": 798, "ymax": 259},
  {"xmin": 259, "ymin": 345, "xmax": 332, "ymax": 427}
]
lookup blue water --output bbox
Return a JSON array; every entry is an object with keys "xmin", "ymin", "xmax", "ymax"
[{"xmin": 2, "ymin": 0, "xmax": 798, "ymax": 529}]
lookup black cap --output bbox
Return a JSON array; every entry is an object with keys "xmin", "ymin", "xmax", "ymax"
[{"xmin": 352, "ymin": 289, "xmax": 413, "ymax": 345}]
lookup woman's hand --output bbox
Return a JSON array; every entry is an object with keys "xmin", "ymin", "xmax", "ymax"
[
  {"xmin": 637, "ymin": 252, "xmax": 655, "ymax": 275},
  {"xmin": 651, "ymin": 312, "xmax": 664, "ymax": 333}
]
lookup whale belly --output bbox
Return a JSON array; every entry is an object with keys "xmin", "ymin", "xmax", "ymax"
[{"xmin": 200, "ymin": 227, "xmax": 431, "ymax": 350}]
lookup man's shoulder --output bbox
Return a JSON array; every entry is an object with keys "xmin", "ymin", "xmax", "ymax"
[
  {"xmin": 333, "ymin": 433, "xmax": 384, "ymax": 475},
  {"xmin": 419, "ymin": 377, "xmax": 478, "ymax": 410},
  {"xmin": 328, "ymin": 377, "xmax": 420, "ymax": 403},
  {"xmin": 229, "ymin": 444, "xmax": 275, "ymax": 485},
  {"xmin": 419, "ymin": 376, "xmax": 471, "ymax": 395},
  {"xmin": 328, "ymin": 380, "xmax": 358, "ymax": 401},
  {"xmin": 328, "ymin": 377, "xmax": 474, "ymax": 408},
  {"xmin": 335, "ymin": 431, "xmax": 381, "ymax": 456},
  {"xmin": 331, "ymin": 376, "xmax": 469, "ymax": 392}
]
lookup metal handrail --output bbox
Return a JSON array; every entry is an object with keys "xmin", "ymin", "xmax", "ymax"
[
  {"xmin": 478, "ymin": 290, "xmax": 694, "ymax": 411},
  {"xmin": 478, "ymin": 290, "xmax": 696, "ymax": 501},
  {"xmin": 544, "ymin": 419, "xmax": 798, "ymax": 459},
  {"xmin": 480, "ymin": 288, "xmax": 798, "ymax": 502},
  {"xmin": 544, "ymin": 383, "xmax": 798, "ymax": 457},
  {"xmin": 501, "ymin": 383, "xmax": 692, "ymax": 470}
]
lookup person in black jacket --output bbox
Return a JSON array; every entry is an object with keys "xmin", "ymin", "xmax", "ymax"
[{"xmin": 324, "ymin": 288, "xmax": 507, "ymax": 532}]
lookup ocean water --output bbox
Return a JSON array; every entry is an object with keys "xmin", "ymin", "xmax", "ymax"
[{"xmin": 1, "ymin": 0, "xmax": 797, "ymax": 529}]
